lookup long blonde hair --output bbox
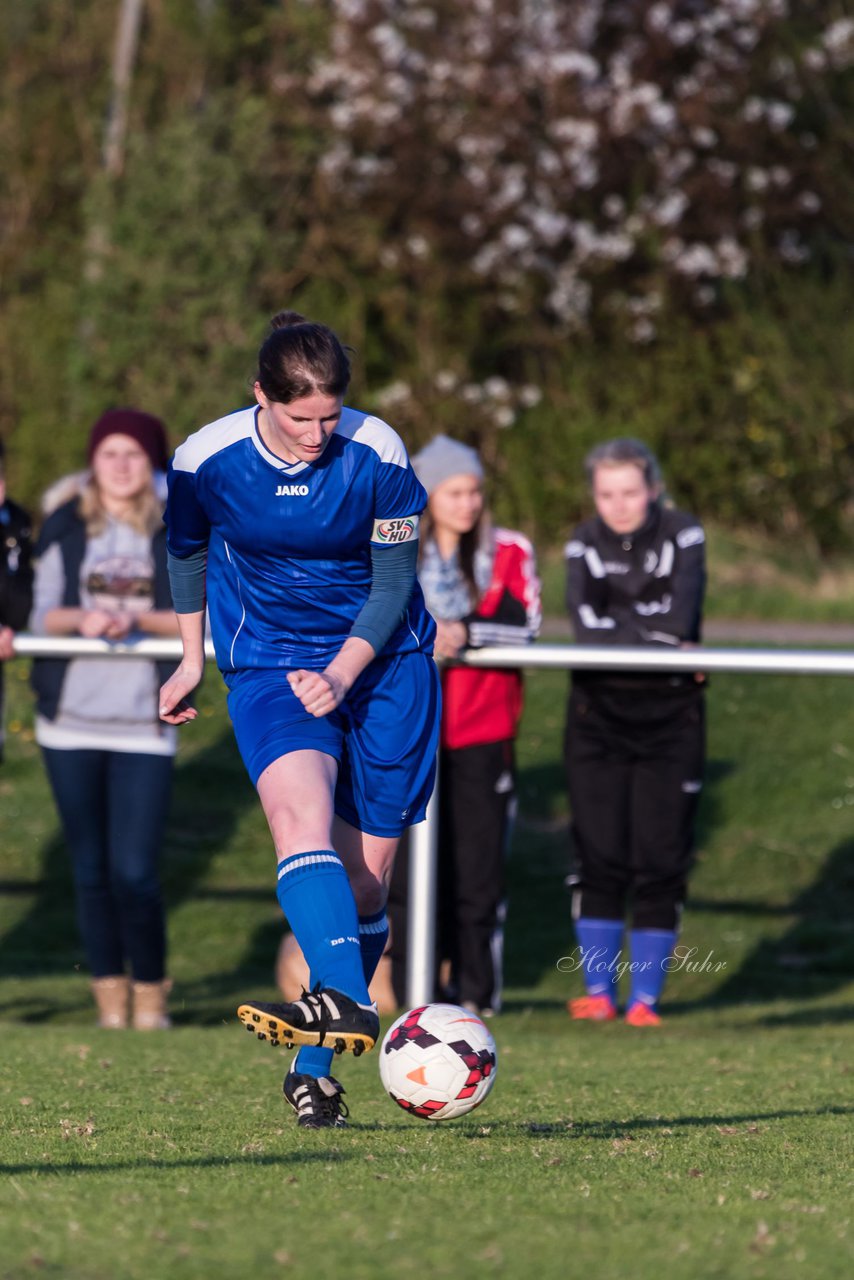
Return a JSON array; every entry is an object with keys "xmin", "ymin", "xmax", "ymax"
[{"xmin": 78, "ymin": 473, "xmax": 164, "ymax": 538}]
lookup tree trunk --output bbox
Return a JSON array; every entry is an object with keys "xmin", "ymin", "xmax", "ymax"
[
  {"xmin": 102, "ymin": 0, "xmax": 145, "ymax": 177},
  {"xmin": 83, "ymin": 0, "xmax": 145, "ymax": 290}
]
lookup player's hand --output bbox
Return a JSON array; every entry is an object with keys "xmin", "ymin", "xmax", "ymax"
[
  {"xmin": 0, "ymin": 626, "xmax": 15, "ymax": 661},
  {"xmin": 159, "ymin": 663, "xmax": 202, "ymax": 724},
  {"xmin": 287, "ymin": 668, "xmax": 346, "ymax": 717}
]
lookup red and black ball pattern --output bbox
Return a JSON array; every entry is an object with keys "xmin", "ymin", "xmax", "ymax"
[
  {"xmin": 383, "ymin": 1006, "xmax": 440, "ymax": 1053},
  {"xmin": 450, "ymin": 1043, "xmax": 496, "ymax": 1100}
]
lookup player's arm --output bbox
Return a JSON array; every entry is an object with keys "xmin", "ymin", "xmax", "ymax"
[
  {"xmin": 290, "ymin": 530, "xmax": 419, "ymax": 719},
  {"xmin": 158, "ymin": 605, "xmax": 204, "ymax": 724},
  {"xmin": 135, "ymin": 609, "xmax": 183, "ymax": 637},
  {"xmin": 159, "ymin": 463, "xmax": 210, "ymax": 723},
  {"xmin": 158, "ymin": 548, "xmax": 207, "ymax": 723}
]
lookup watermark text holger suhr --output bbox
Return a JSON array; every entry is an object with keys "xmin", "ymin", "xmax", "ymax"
[{"xmin": 557, "ymin": 945, "xmax": 728, "ymax": 981}]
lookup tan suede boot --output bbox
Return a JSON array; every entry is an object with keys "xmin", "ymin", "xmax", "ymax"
[
  {"xmin": 91, "ymin": 976, "xmax": 130, "ymax": 1029},
  {"xmin": 275, "ymin": 931, "xmax": 399, "ymax": 1015},
  {"xmin": 276, "ymin": 932, "xmax": 310, "ymax": 1001},
  {"xmin": 132, "ymin": 978, "xmax": 173, "ymax": 1030},
  {"xmin": 368, "ymin": 953, "xmax": 398, "ymax": 1016}
]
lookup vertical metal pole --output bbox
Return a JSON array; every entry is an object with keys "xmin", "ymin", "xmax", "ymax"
[{"xmin": 405, "ymin": 767, "xmax": 440, "ymax": 1008}]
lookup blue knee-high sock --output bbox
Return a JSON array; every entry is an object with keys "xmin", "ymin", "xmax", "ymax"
[
  {"xmin": 295, "ymin": 909, "xmax": 390, "ymax": 1080},
  {"xmin": 627, "ymin": 928, "xmax": 678, "ymax": 1010},
  {"xmin": 574, "ymin": 918, "xmax": 624, "ymax": 1001},
  {"xmin": 357, "ymin": 908, "xmax": 390, "ymax": 987},
  {"xmin": 275, "ymin": 852, "xmax": 371, "ymax": 1004}
]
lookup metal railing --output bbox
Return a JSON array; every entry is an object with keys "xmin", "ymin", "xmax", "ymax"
[{"xmin": 10, "ymin": 635, "xmax": 854, "ymax": 1005}]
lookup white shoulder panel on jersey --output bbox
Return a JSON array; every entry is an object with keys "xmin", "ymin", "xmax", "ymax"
[
  {"xmin": 172, "ymin": 407, "xmax": 256, "ymax": 474},
  {"xmin": 564, "ymin": 539, "xmax": 585, "ymax": 559},
  {"xmin": 495, "ymin": 527, "xmax": 535, "ymax": 556},
  {"xmin": 676, "ymin": 525, "xmax": 705, "ymax": 549},
  {"xmin": 336, "ymin": 408, "xmax": 409, "ymax": 469}
]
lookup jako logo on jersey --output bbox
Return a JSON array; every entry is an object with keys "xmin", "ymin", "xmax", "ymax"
[
  {"xmin": 276, "ymin": 483, "xmax": 309, "ymax": 497},
  {"xmin": 373, "ymin": 515, "xmax": 419, "ymax": 543}
]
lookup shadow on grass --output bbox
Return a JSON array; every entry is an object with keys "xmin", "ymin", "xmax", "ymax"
[
  {"xmin": 751, "ymin": 1003, "xmax": 854, "ymax": 1027},
  {"xmin": 357, "ymin": 752, "xmax": 760, "ymax": 1014},
  {"xmin": 684, "ymin": 837, "xmax": 854, "ymax": 1012},
  {"xmin": 7, "ymin": 1105, "xmax": 850, "ymax": 1174},
  {"xmin": 4, "ymin": 718, "xmax": 853, "ymax": 1029},
  {"xmin": 512, "ymin": 1104, "xmax": 854, "ymax": 1139},
  {"xmin": 0, "ymin": 727, "xmax": 262, "ymax": 1020},
  {"xmin": 504, "ymin": 745, "xmax": 854, "ymax": 1018},
  {"xmin": 0, "ymin": 1150, "xmax": 359, "ymax": 1177},
  {"xmin": 503, "ymin": 755, "xmax": 734, "ymax": 993}
]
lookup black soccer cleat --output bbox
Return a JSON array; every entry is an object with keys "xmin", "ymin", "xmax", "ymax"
[
  {"xmin": 283, "ymin": 1067, "xmax": 349, "ymax": 1129},
  {"xmin": 237, "ymin": 984, "xmax": 380, "ymax": 1055}
]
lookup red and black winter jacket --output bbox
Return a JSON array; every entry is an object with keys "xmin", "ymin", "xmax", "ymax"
[{"xmin": 441, "ymin": 528, "xmax": 541, "ymax": 751}]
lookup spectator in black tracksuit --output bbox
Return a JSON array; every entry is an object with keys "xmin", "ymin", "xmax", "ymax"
[
  {"xmin": 563, "ymin": 437, "xmax": 706, "ymax": 1027},
  {"xmin": 0, "ymin": 440, "xmax": 34, "ymax": 760}
]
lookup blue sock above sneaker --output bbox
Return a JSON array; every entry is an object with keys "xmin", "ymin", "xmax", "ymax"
[
  {"xmin": 627, "ymin": 928, "xmax": 678, "ymax": 1010},
  {"xmin": 575, "ymin": 917, "xmax": 623, "ymax": 1002},
  {"xmin": 275, "ymin": 851, "xmax": 371, "ymax": 1004},
  {"xmin": 295, "ymin": 908, "xmax": 389, "ymax": 1080},
  {"xmin": 357, "ymin": 908, "xmax": 389, "ymax": 987}
]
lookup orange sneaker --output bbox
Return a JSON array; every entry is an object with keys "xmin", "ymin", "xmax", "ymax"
[
  {"xmin": 567, "ymin": 994, "xmax": 618, "ymax": 1022},
  {"xmin": 624, "ymin": 1001, "xmax": 662, "ymax": 1027}
]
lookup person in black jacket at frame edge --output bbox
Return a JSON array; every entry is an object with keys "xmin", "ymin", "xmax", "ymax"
[
  {"xmin": 563, "ymin": 437, "xmax": 706, "ymax": 1027},
  {"xmin": 0, "ymin": 439, "xmax": 34, "ymax": 759}
]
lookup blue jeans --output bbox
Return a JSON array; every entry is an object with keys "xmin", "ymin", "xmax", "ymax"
[{"xmin": 42, "ymin": 748, "xmax": 173, "ymax": 982}]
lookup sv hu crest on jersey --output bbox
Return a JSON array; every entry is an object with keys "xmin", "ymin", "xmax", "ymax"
[{"xmin": 372, "ymin": 515, "xmax": 419, "ymax": 544}]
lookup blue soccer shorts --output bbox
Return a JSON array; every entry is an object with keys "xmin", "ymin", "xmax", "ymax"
[{"xmin": 225, "ymin": 651, "xmax": 441, "ymax": 837}]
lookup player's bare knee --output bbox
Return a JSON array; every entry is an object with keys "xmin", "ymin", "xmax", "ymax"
[
  {"xmin": 268, "ymin": 808, "xmax": 332, "ymax": 859},
  {"xmin": 349, "ymin": 871, "xmax": 386, "ymax": 916}
]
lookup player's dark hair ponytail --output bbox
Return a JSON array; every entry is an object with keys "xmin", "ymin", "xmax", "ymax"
[
  {"xmin": 257, "ymin": 312, "xmax": 351, "ymax": 403},
  {"xmin": 270, "ymin": 310, "xmax": 307, "ymax": 330}
]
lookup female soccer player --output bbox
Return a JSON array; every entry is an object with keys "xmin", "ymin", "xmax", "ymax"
[
  {"xmin": 160, "ymin": 312, "xmax": 440, "ymax": 1127},
  {"xmin": 563, "ymin": 438, "xmax": 706, "ymax": 1026}
]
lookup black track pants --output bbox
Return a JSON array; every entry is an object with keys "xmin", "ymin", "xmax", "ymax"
[
  {"xmin": 388, "ymin": 739, "xmax": 514, "ymax": 1009},
  {"xmin": 564, "ymin": 682, "xmax": 705, "ymax": 931}
]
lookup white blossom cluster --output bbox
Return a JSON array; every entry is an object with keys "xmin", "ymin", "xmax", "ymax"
[
  {"xmin": 373, "ymin": 369, "xmax": 542, "ymax": 432},
  {"xmin": 299, "ymin": 0, "xmax": 852, "ymax": 338}
]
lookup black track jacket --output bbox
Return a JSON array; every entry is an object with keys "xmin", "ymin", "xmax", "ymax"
[{"xmin": 565, "ymin": 502, "xmax": 706, "ymax": 690}]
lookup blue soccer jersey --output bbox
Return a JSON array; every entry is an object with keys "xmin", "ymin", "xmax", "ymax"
[{"xmin": 166, "ymin": 405, "xmax": 436, "ymax": 672}]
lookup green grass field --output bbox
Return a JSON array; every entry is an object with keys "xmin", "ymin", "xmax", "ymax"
[{"xmin": 1, "ymin": 659, "xmax": 853, "ymax": 1279}]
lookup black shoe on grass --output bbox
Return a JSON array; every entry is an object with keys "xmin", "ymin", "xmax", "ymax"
[
  {"xmin": 283, "ymin": 1067, "xmax": 349, "ymax": 1129},
  {"xmin": 237, "ymin": 985, "xmax": 379, "ymax": 1056}
]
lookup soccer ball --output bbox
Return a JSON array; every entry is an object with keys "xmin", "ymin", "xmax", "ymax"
[{"xmin": 378, "ymin": 1003, "xmax": 498, "ymax": 1121}]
